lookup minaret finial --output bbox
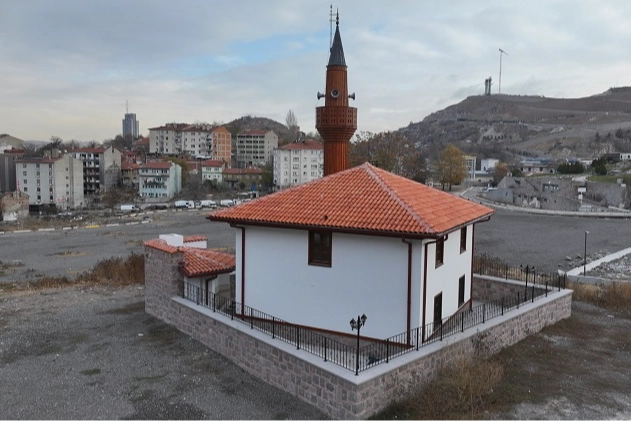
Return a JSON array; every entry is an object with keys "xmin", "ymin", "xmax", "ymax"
[{"xmin": 336, "ymin": 9, "xmax": 339, "ymax": 26}]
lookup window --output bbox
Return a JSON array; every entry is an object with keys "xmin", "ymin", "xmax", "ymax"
[
  {"xmin": 458, "ymin": 276, "xmax": 466, "ymax": 306},
  {"xmin": 435, "ymin": 238, "xmax": 444, "ymax": 267},
  {"xmin": 433, "ymin": 293, "xmax": 443, "ymax": 329},
  {"xmin": 24, "ymin": 187, "xmax": 28, "ymax": 192},
  {"xmin": 23, "ymin": 179, "xmax": 27, "ymax": 185},
  {"xmin": 23, "ymin": 171, "xmax": 27, "ymax": 176},
  {"xmin": 460, "ymin": 227, "xmax": 467, "ymax": 253},
  {"xmin": 308, "ymin": 231, "xmax": 332, "ymax": 267}
]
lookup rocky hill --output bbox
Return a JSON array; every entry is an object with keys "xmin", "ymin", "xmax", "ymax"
[
  {"xmin": 224, "ymin": 116, "xmax": 292, "ymax": 143},
  {"xmin": 397, "ymin": 87, "xmax": 631, "ymax": 162}
]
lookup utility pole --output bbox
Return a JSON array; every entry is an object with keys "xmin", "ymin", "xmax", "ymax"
[{"xmin": 498, "ymin": 48, "xmax": 508, "ymax": 94}]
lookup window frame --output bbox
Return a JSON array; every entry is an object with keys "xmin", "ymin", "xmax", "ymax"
[
  {"xmin": 435, "ymin": 238, "xmax": 444, "ymax": 268},
  {"xmin": 308, "ymin": 230, "xmax": 332, "ymax": 267},
  {"xmin": 460, "ymin": 226, "xmax": 467, "ymax": 253}
]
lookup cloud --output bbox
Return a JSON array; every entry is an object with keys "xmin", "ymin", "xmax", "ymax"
[{"xmin": 1, "ymin": 0, "xmax": 631, "ymax": 141}]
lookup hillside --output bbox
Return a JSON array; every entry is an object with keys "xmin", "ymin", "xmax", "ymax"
[
  {"xmin": 397, "ymin": 87, "xmax": 631, "ymax": 161},
  {"xmin": 224, "ymin": 116, "xmax": 292, "ymax": 143}
]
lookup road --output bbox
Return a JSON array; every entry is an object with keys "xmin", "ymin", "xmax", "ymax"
[{"xmin": 1, "ymin": 207, "xmax": 629, "ymax": 283}]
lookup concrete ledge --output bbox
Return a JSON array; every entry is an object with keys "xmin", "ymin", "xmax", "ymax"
[
  {"xmin": 38, "ymin": 228, "xmax": 55, "ymax": 232},
  {"xmin": 105, "ymin": 223, "xmax": 120, "ymax": 227},
  {"xmin": 84, "ymin": 225, "xmax": 100, "ymax": 229},
  {"xmin": 14, "ymin": 230, "xmax": 32, "ymax": 233}
]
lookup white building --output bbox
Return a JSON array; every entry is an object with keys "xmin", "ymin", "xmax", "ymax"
[
  {"xmin": 236, "ymin": 130, "xmax": 278, "ymax": 167},
  {"xmin": 480, "ymin": 158, "xmax": 499, "ymax": 172},
  {"xmin": 201, "ymin": 160, "xmax": 225, "ymax": 185},
  {"xmin": 273, "ymin": 139, "xmax": 323, "ymax": 189},
  {"xmin": 148, "ymin": 123, "xmax": 215, "ymax": 157},
  {"xmin": 210, "ymin": 163, "xmax": 494, "ymax": 340},
  {"xmin": 15, "ymin": 154, "xmax": 84, "ymax": 210},
  {"xmin": 138, "ymin": 161, "xmax": 182, "ymax": 201}
]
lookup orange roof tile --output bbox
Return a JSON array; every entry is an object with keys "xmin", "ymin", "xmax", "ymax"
[
  {"xmin": 180, "ymin": 248, "xmax": 236, "ymax": 277},
  {"xmin": 201, "ymin": 160, "xmax": 224, "ymax": 167},
  {"xmin": 184, "ymin": 235, "xmax": 207, "ymax": 243},
  {"xmin": 209, "ymin": 163, "xmax": 494, "ymax": 237},
  {"xmin": 144, "ymin": 238, "xmax": 235, "ymax": 277},
  {"xmin": 279, "ymin": 139, "xmax": 323, "ymax": 150},
  {"xmin": 141, "ymin": 161, "xmax": 172, "ymax": 169},
  {"xmin": 121, "ymin": 162, "xmax": 140, "ymax": 170}
]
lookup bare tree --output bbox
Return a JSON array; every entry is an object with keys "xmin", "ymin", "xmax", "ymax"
[{"xmin": 285, "ymin": 109, "xmax": 299, "ymax": 140}]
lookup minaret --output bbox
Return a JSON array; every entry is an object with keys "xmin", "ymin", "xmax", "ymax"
[{"xmin": 316, "ymin": 12, "xmax": 357, "ymax": 176}]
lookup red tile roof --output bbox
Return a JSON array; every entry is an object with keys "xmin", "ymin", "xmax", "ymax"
[
  {"xmin": 141, "ymin": 161, "xmax": 173, "ymax": 169},
  {"xmin": 202, "ymin": 160, "xmax": 224, "ymax": 167},
  {"xmin": 180, "ymin": 249, "xmax": 236, "ymax": 277},
  {"xmin": 121, "ymin": 162, "xmax": 140, "ymax": 171},
  {"xmin": 210, "ymin": 163, "xmax": 494, "ymax": 237},
  {"xmin": 144, "ymin": 238, "xmax": 235, "ymax": 277},
  {"xmin": 71, "ymin": 147, "xmax": 106, "ymax": 153},
  {"xmin": 279, "ymin": 139, "xmax": 323, "ymax": 150},
  {"xmin": 184, "ymin": 235, "xmax": 207, "ymax": 243}
]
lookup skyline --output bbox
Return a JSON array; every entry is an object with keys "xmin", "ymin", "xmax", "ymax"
[{"xmin": 1, "ymin": 0, "xmax": 631, "ymax": 142}]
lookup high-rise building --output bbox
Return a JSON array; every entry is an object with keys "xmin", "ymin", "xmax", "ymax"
[{"xmin": 122, "ymin": 112, "xmax": 140, "ymax": 139}]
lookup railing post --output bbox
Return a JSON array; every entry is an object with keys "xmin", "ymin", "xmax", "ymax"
[
  {"xmin": 272, "ymin": 317, "xmax": 275, "ymax": 339},
  {"xmin": 482, "ymin": 304, "xmax": 486, "ymax": 323},
  {"xmin": 250, "ymin": 308, "xmax": 254, "ymax": 329},
  {"xmin": 501, "ymin": 297, "xmax": 504, "ymax": 315},
  {"xmin": 212, "ymin": 293, "xmax": 216, "ymax": 312},
  {"xmin": 546, "ymin": 281, "xmax": 548, "ymax": 297},
  {"xmin": 296, "ymin": 325, "xmax": 300, "ymax": 350},
  {"xmin": 461, "ymin": 311, "xmax": 465, "ymax": 332},
  {"xmin": 440, "ymin": 323, "xmax": 444, "ymax": 341},
  {"xmin": 386, "ymin": 339, "xmax": 390, "ymax": 363},
  {"xmin": 231, "ymin": 300, "xmax": 235, "ymax": 320},
  {"xmin": 532, "ymin": 284, "xmax": 535, "ymax": 303},
  {"xmin": 324, "ymin": 337, "xmax": 327, "ymax": 362},
  {"xmin": 517, "ymin": 292, "xmax": 520, "ymax": 309}
]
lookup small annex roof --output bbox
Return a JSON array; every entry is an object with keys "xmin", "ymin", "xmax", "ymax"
[
  {"xmin": 144, "ymin": 238, "xmax": 235, "ymax": 277},
  {"xmin": 209, "ymin": 163, "xmax": 494, "ymax": 237}
]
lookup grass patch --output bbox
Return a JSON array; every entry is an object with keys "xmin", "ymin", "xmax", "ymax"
[
  {"xmin": 81, "ymin": 368, "xmax": 102, "ymax": 376},
  {"xmin": 3, "ymin": 253, "xmax": 145, "ymax": 292},
  {"xmin": 568, "ymin": 281, "xmax": 631, "ymax": 312},
  {"xmin": 372, "ymin": 358, "xmax": 504, "ymax": 420}
]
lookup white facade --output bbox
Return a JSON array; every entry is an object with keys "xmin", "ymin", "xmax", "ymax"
[
  {"xmin": 201, "ymin": 161, "xmax": 224, "ymax": 184},
  {"xmin": 148, "ymin": 123, "xmax": 214, "ymax": 157},
  {"xmin": 273, "ymin": 142, "xmax": 323, "ymax": 189},
  {"xmin": 233, "ymin": 224, "xmax": 474, "ymax": 339},
  {"xmin": 16, "ymin": 155, "xmax": 84, "ymax": 209},
  {"xmin": 480, "ymin": 158, "xmax": 499, "ymax": 172},
  {"xmin": 138, "ymin": 162, "xmax": 182, "ymax": 201},
  {"xmin": 236, "ymin": 130, "xmax": 278, "ymax": 166}
]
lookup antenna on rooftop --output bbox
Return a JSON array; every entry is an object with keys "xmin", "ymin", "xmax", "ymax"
[
  {"xmin": 498, "ymin": 48, "xmax": 508, "ymax": 94},
  {"xmin": 329, "ymin": 4, "xmax": 334, "ymax": 48},
  {"xmin": 126, "ymin": 100, "xmax": 129, "ymax": 114}
]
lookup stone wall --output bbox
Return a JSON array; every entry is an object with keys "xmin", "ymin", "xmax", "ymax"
[{"xmin": 144, "ymin": 255, "xmax": 573, "ymax": 420}]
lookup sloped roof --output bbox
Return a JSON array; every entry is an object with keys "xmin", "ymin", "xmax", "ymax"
[
  {"xmin": 209, "ymin": 163, "xmax": 494, "ymax": 237},
  {"xmin": 202, "ymin": 159, "xmax": 224, "ymax": 167},
  {"xmin": 144, "ymin": 238, "xmax": 235, "ymax": 277},
  {"xmin": 121, "ymin": 162, "xmax": 140, "ymax": 171},
  {"xmin": 279, "ymin": 139, "xmax": 323, "ymax": 150},
  {"xmin": 141, "ymin": 161, "xmax": 172, "ymax": 169}
]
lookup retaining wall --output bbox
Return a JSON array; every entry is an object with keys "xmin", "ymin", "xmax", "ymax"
[{"xmin": 144, "ymin": 246, "xmax": 573, "ymax": 419}]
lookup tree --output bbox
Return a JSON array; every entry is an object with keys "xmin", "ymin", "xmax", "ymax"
[
  {"xmin": 493, "ymin": 163, "xmax": 510, "ymax": 186},
  {"xmin": 437, "ymin": 144, "xmax": 467, "ymax": 191},
  {"xmin": 261, "ymin": 161, "xmax": 274, "ymax": 190},
  {"xmin": 285, "ymin": 109, "xmax": 299, "ymax": 141},
  {"xmin": 164, "ymin": 157, "xmax": 190, "ymax": 185},
  {"xmin": 349, "ymin": 131, "xmax": 426, "ymax": 181}
]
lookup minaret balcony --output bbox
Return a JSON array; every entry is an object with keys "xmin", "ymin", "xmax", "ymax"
[{"xmin": 316, "ymin": 106, "xmax": 357, "ymax": 129}]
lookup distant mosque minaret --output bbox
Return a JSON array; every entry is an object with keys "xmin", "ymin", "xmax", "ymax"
[{"xmin": 316, "ymin": 11, "xmax": 357, "ymax": 176}]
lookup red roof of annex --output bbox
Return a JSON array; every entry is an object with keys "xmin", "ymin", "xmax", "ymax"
[
  {"xmin": 279, "ymin": 139, "xmax": 323, "ymax": 150},
  {"xmin": 144, "ymin": 237, "xmax": 235, "ymax": 277},
  {"xmin": 210, "ymin": 163, "xmax": 494, "ymax": 237}
]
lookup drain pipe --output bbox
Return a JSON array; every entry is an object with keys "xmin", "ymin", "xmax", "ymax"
[{"xmin": 401, "ymin": 237, "xmax": 412, "ymax": 345}]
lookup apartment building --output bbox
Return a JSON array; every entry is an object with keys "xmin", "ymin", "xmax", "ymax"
[
  {"xmin": 222, "ymin": 167, "xmax": 263, "ymax": 190},
  {"xmin": 138, "ymin": 161, "xmax": 182, "ymax": 201},
  {"xmin": 236, "ymin": 130, "xmax": 278, "ymax": 167},
  {"xmin": 0, "ymin": 148, "xmax": 25, "ymax": 192},
  {"xmin": 71, "ymin": 146, "xmax": 122, "ymax": 199},
  {"xmin": 15, "ymin": 154, "xmax": 84, "ymax": 210},
  {"xmin": 273, "ymin": 139, "xmax": 323, "ymax": 190},
  {"xmin": 148, "ymin": 123, "xmax": 215, "ymax": 157},
  {"xmin": 210, "ymin": 126, "xmax": 232, "ymax": 164}
]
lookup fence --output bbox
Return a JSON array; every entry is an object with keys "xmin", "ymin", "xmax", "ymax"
[
  {"xmin": 473, "ymin": 254, "xmax": 567, "ymax": 289},
  {"xmin": 181, "ymin": 271, "xmax": 566, "ymax": 375}
]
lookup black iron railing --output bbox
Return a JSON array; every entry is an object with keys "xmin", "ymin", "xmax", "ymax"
[{"xmin": 180, "ymin": 272, "xmax": 566, "ymax": 374}]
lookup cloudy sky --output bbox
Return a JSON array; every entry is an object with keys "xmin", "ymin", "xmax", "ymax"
[{"xmin": 2, "ymin": 0, "xmax": 630, "ymax": 142}]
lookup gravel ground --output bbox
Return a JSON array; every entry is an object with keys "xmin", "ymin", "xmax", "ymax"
[{"xmin": 0, "ymin": 285, "xmax": 327, "ymax": 420}]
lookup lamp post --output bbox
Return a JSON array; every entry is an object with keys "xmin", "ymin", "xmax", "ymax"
[
  {"xmin": 584, "ymin": 231, "xmax": 589, "ymax": 276},
  {"xmin": 350, "ymin": 314, "xmax": 367, "ymax": 376},
  {"xmin": 520, "ymin": 264, "xmax": 534, "ymax": 301}
]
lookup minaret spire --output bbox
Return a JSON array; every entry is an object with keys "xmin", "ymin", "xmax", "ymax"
[{"xmin": 316, "ymin": 10, "xmax": 357, "ymax": 176}]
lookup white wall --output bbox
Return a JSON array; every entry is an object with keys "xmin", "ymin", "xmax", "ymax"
[
  {"xmin": 237, "ymin": 226, "xmax": 426, "ymax": 339},
  {"xmin": 422, "ymin": 226, "xmax": 473, "ymax": 327}
]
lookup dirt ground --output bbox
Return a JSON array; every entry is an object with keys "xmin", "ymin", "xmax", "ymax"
[{"xmin": 1, "ymin": 285, "xmax": 630, "ymax": 419}]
